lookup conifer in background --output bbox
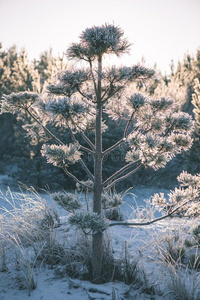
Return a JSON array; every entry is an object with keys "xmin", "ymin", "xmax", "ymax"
[
  {"xmin": 0, "ymin": 45, "xmax": 68, "ymax": 188},
  {"xmin": 34, "ymin": 49, "xmax": 67, "ymax": 90},
  {"xmin": 192, "ymin": 78, "xmax": 200, "ymax": 130},
  {"xmin": 1, "ymin": 24, "xmax": 194, "ymax": 282},
  {"xmin": 152, "ymin": 50, "xmax": 200, "ymax": 174}
]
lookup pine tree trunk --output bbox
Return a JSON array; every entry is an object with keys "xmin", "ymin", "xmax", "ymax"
[{"xmin": 92, "ymin": 57, "xmax": 103, "ymax": 283}]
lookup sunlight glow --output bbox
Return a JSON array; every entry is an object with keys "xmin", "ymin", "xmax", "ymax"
[{"xmin": 0, "ymin": 0, "xmax": 200, "ymax": 74}]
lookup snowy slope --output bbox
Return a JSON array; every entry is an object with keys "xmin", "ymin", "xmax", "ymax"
[{"xmin": 0, "ymin": 185, "xmax": 199, "ymax": 300}]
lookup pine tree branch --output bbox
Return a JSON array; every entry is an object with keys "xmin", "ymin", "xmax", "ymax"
[
  {"xmin": 25, "ymin": 108, "xmax": 64, "ymax": 146},
  {"xmin": 68, "ymin": 127, "xmax": 94, "ymax": 181},
  {"xmin": 163, "ymin": 122, "xmax": 175, "ymax": 137},
  {"xmin": 27, "ymin": 108, "xmax": 95, "ymax": 182},
  {"xmin": 62, "ymin": 166, "xmax": 93, "ymax": 189},
  {"xmin": 68, "ymin": 115, "xmax": 96, "ymax": 152},
  {"xmin": 101, "ymin": 76, "xmax": 117, "ymax": 101},
  {"xmin": 89, "ymin": 60, "xmax": 98, "ymax": 97},
  {"xmin": 76, "ymin": 86, "xmax": 96, "ymax": 103},
  {"xmin": 68, "ymin": 127, "xmax": 94, "ymax": 155},
  {"xmin": 103, "ymin": 160, "xmax": 140, "ymax": 188},
  {"xmin": 101, "ymin": 76, "xmax": 120, "ymax": 103},
  {"xmin": 80, "ymin": 132, "xmax": 95, "ymax": 151},
  {"xmin": 109, "ymin": 211, "xmax": 174, "ymax": 227},
  {"xmin": 101, "ymin": 85, "xmax": 112, "ymax": 101},
  {"xmin": 103, "ymin": 163, "xmax": 141, "ymax": 190},
  {"xmin": 101, "ymin": 68, "xmax": 134, "ymax": 103},
  {"xmin": 101, "ymin": 68, "xmax": 149, "ymax": 105},
  {"xmin": 109, "ymin": 198, "xmax": 196, "ymax": 227},
  {"xmin": 102, "ymin": 108, "xmax": 135, "ymax": 157},
  {"xmin": 102, "ymin": 138, "xmax": 126, "ymax": 157},
  {"xmin": 124, "ymin": 111, "xmax": 135, "ymax": 138},
  {"xmin": 76, "ymin": 154, "xmax": 94, "ymax": 181},
  {"xmin": 101, "ymin": 85, "xmax": 124, "ymax": 105},
  {"xmin": 102, "ymin": 108, "xmax": 135, "ymax": 158}
]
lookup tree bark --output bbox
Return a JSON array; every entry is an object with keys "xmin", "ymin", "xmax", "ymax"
[{"xmin": 92, "ymin": 57, "xmax": 103, "ymax": 283}]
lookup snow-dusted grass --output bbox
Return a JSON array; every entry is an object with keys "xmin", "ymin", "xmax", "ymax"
[
  {"xmin": 0, "ymin": 186, "xmax": 200, "ymax": 299},
  {"xmin": 164, "ymin": 264, "xmax": 200, "ymax": 300}
]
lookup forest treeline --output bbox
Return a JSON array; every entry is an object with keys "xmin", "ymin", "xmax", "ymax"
[{"xmin": 0, "ymin": 43, "xmax": 200, "ymax": 190}]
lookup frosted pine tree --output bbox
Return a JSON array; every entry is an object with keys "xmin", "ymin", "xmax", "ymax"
[
  {"xmin": 150, "ymin": 78, "xmax": 200, "ymax": 222},
  {"xmin": 1, "ymin": 24, "xmax": 194, "ymax": 282},
  {"xmin": 192, "ymin": 78, "xmax": 200, "ymax": 130},
  {"xmin": 9, "ymin": 49, "xmax": 40, "ymax": 93},
  {"xmin": 152, "ymin": 171, "xmax": 200, "ymax": 218}
]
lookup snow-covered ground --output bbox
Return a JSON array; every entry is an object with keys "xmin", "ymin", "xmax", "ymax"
[{"xmin": 0, "ymin": 178, "xmax": 199, "ymax": 300}]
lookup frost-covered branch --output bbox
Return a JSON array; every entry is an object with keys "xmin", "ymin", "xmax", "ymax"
[
  {"xmin": 25, "ymin": 108, "xmax": 65, "ymax": 146},
  {"xmin": 101, "ymin": 85, "xmax": 124, "ymax": 104},
  {"xmin": 102, "ymin": 109, "xmax": 135, "ymax": 157},
  {"xmin": 63, "ymin": 167, "xmax": 93, "ymax": 190},
  {"xmin": 89, "ymin": 61, "xmax": 98, "ymax": 97},
  {"xmin": 102, "ymin": 138, "xmax": 126, "ymax": 157},
  {"xmin": 104, "ymin": 164, "xmax": 142, "ymax": 190},
  {"xmin": 47, "ymin": 69, "xmax": 90, "ymax": 97},
  {"xmin": 68, "ymin": 126, "xmax": 94, "ymax": 155},
  {"xmin": 124, "ymin": 110, "xmax": 135, "ymax": 138},
  {"xmin": 67, "ymin": 24, "xmax": 131, "ymax": 61},
  {"xmin": 109, "ymin": 199, "xmax": 193, "ymax": 227},
  {"xmin": 1, "ymin": 92, "xmax": 39, "ymax": 113},
  {"xmin": 41, "ymin": 144, "xmax": 81, "ymax": 167},
  {"xmin": 41, "ymin": 143, "xmax": 92, "ymax": 189},
  {"xmin": 152, "ymin": 171, "xmax": 200, "ymax": 217},
  {"xmin": 76, "ymin": 86, "xmax": 95, "ymax": 103},
  {"xmin": 80, "ymin": 132, "xmax": 95, "ymax": 151},
  {"xmin": 77, "ymin": 158, "xmax": 94, "ymax": 182},
  {"xmin": 68, "ymin": 211, "xmax": 109, "ymax": 234},
  {"xmin": 102, "ymin": 160, "xmax": 140, "ymax": 188},
  {"xmin": 68, "ymin": 127, "xmax": 94, "ymax": 181}
]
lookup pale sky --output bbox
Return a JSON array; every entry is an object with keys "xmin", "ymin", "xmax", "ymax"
[{"xmin": 0, "ymin": 0, "xmax": 200, "ymax": 74}]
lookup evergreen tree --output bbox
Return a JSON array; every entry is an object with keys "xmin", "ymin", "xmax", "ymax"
[
  {"xmin": 185, "ymin": 78, "xmax": 200, "ymax": 174},
  {"xmin": 0, "ymin": 46, "xmax": 39, "ymax": 180},
  {"xmin": 10, "ymin": 49, "xmax": 40, "ymax": 93},
  {"xmin": 1, "ymin": 24, "xmax": 194, "ymax": 282},
  {"xmin": 0, "ymin": 44, "xmax": 72, "ymax": 188},
  {"xmin": 154, "ymin": 50, "xmax": 200, "ymax": 114},
  {"xmin": 0, "ymin": 43, "xmax": 12, "ymax": 96},
  {"xmin": 153, "ymin": 50, "xmax": 200, "ymax": 174},
  {"xmin": 0, "ymin": 45, "xmax": 21, "ymax": 159},
  {"xmin": 34, "ymin": 49, "xmax": 67, "ymax": 90},
  {"xmin": 192, "ymin": 78, "xmax": 200, "ymax": 130}
]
